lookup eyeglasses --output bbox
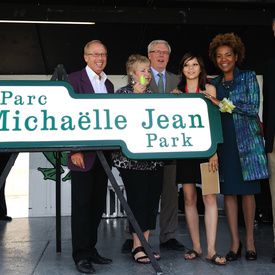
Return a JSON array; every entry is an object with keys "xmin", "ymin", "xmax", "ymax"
[
  {"xmin": 149, "ymin": 50, "xmax": 169, "ymax": 55},
  {"xmin": 87, "ymin": 53, "xmax": 108, "ymax": 57}
]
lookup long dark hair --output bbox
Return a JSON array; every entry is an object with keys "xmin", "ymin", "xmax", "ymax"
[{"xmin": 177, "ymin": 52, "xmax": 208, "ymax": 92}]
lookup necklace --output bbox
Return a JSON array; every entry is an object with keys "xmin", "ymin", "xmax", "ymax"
[
  {"xmin": 222, "ymin": 78, "xmax": 234, "ymax": 89},
  {"xmin": 185, "ymin": 85, "xmax": 199, "ymax": 93}
]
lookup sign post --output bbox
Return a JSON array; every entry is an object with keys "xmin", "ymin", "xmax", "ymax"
[{"xmin": 50, "ymin": 64, "xmax": 70, "ymax": 254}]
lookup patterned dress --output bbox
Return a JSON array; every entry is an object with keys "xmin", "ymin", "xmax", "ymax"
[
  {"xmin": 211, "ymin": 67, "xmax": 269, "ymax": 195},
  {"xmin": 216, "ymin": 80, "xmax": 260, "ymax": 194}
]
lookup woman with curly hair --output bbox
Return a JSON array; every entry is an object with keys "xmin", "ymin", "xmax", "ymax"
[{"xmin": 205, "ymin": 33, "xmax": 269, "ymax": 261}]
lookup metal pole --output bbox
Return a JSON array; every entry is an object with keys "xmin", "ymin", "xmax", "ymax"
[
  {"xmin": 50, "ymin": 64, "xmax": 69, "ymax": 253},
  {"xmin": 55, "ymin": 151, "xmax": 61, "ymax": 253},
  {"xmin": 96, "ymin": 151, "xmax": 163, "ymax": 275}
]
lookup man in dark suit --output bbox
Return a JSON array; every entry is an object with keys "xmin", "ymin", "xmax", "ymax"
[
  {"xmin": 148, "ymin": 40, "xmax": 184, "ymax": 250},
  {"xmin": 67, "ymin": 40, "xmax": 114, "ymax": 274},
  {"xmin": 263, "ymin": 19, "xmax": 275, "ymax": 263}
]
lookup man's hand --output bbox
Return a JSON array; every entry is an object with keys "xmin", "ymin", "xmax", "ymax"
[{"xmin": 71, "ymin": 152, "xmax": 85, "ymax": 169}]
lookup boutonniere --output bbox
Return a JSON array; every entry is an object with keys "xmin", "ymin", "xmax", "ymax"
[{"xmin": 219, "ymin": 98, "xmax": 236, "ymax": 113}]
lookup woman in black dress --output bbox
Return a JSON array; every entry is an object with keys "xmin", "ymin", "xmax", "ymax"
[{"xmin": 175, "ymin": 52, "xmax": 226, "ymax": 265}]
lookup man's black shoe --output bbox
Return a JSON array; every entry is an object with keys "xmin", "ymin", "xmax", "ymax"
[
  {"xmin": 76, "ymin": 259, "xmax": 96, "ymax": 274},
  {"xmin": 272, "ymin": 252, "xmax": 275, "ymax": 263},
  {"xmin": 121, "ymin": 239, "xmax": 133, "ymax": 253},
  {"xmin": 90, "ymin": 250, "xmax": 112, "ymax": 264},
  {"xmin": 0, "ymin": 215, "xmax": 12, "ymax": 221},
  {"xmin": 160, "ymin": 238, "xmax": 185, "ymax": 251}
]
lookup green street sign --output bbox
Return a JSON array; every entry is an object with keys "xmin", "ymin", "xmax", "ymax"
[{"xmin": 0, "ymin": 80, "xmax": 223, "ymax": 159}]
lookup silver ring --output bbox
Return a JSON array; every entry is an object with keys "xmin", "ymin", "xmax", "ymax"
[
  {"xmin": 74, "ymin": 162, "xmax": 77, "ymax": 165},
  {"xmin": 210, "ymin": 96, "xmax": 212, "ymax": 98}
]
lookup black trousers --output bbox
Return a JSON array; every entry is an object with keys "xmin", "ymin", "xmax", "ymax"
[
  {"xmin": 0, "ymin": 182, "xmax": 7, "ymax": 217},
  {"xmin": 71, "ymin": 156, "xmax": 108, "ymax": 264},
  {"xmin": 0, "ymin": 153, "xmax": 12, "ymax": 217},
  {"xmin": 119, "ymin": 166, "xmax": 163, "ymax": 233}
]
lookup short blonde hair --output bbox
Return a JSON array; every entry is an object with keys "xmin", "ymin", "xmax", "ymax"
[{"xmin": 126, "ymin": 54, "xmax": 150, "ymax": 83}]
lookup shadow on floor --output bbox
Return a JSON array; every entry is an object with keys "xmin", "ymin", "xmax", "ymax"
[{"xmin": 0, "ymin": 214, "xmax": 274, "ymax": 275}]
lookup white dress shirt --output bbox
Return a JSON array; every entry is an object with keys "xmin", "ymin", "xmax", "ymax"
[
  {"xmin": 150, "ymin": 67, "xmax": 166, "ymax": 91},
  {"xmin": 85, "ymin": 65, "xmax": 108, "ymax": 94}
]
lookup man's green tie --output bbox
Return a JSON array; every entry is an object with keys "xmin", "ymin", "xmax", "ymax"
[{"xmin": 157, "ymin": 73, "xmax": 164, "ymax": 93}]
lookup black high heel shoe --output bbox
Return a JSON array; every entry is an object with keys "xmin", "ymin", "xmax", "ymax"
[
  {"xmin": 245, "ymin": 250, "xmax": 257, "ymax": 261},
  {"xmin": 226, "ymin": 241, "xmax": 242, "ymax": 261}
]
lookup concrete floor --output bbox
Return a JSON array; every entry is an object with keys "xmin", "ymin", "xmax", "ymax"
[{"xmin": 0, "ymin": 214, "xmax": 274, "ymax": 275}]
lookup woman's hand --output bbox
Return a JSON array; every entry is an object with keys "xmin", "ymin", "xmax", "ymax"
[
  {"xmin": 71, "ymin": 152, "xmax": 85, "ymax": 169},
  {"xmin": 208, "ymin": 153, "xmax": 218, "ymax": 172},
  {"xmin": 170, "ymin": 88, "xmax": 183, "ymax": 94},
  {"xmin": 133, "ymin": 82, "xmax": 146, "ymax": 93},
  {"xmin": 203, "ymin": 92, "xmax": 221, "ymax": 106}
]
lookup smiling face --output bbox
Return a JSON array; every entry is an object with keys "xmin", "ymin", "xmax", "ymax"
[
  {"xmin": 148, "ymin": 43, "xmax": 170, "ymax": 72},
  {"xmin": 130, "ymin": 62, "xmax": 152, "ymax": 85},
  {"xmin": 216, "ymin": 45, "xmax": 238, "ymax": 77},
  {"xmin": 183, "ymin": 57, "xmax": 201, "ymax": 81},
  {"xmin": 84, "ymin": 42, "xmax": 107, "ymax": 75}
]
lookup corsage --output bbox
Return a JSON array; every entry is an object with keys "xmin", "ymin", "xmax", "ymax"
[{"xmin": 219, "ymin": 98, "xmax": 236, "ymax": 113}]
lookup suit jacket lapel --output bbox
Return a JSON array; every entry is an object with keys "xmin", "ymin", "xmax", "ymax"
[
  {"xmin": 148, "ymin": 71, "xmax": 159, "ymax": 93},
  {"xmin": 80, "ymin": 68, "xmax": 114, "ymax": 94},
  {"xmin": 149, "ymin": 70, "xmax": 177, "ymax": 94},
  {"xmin": 80, "ymin": 68, "xmax": 95, "ymax": 94},
  {"xmin": 165, "ymin": 71, "xmax": 174, "ymax": 94},
  {"xmin": 105, "ymin": 79, "xmax": 114, "ymax": 93}
]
